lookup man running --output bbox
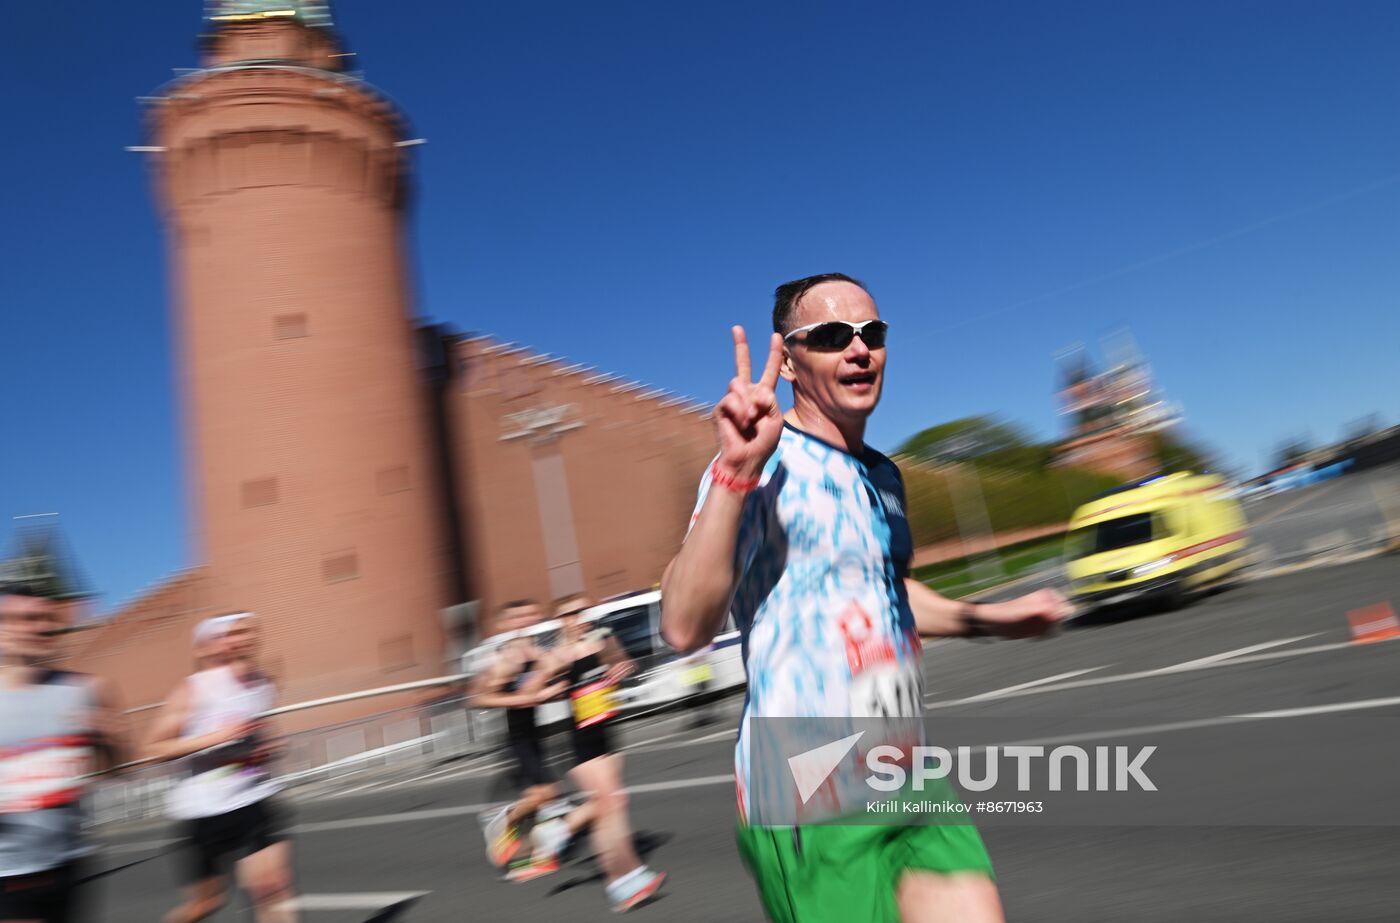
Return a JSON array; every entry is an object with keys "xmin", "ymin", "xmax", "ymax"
[
  {"xmin": 471, "ymin": 600, "xmax": 577, "ymax": 878},
  {"xmin": 661, "ymin": 274, "xmax": 1069, "ymax": 923},
  {"xmin": 0, "ymin": 583, "xmax": 125, "ymax": 923},
  {"xmin": 146, "ymin": 612, "xmax": 297, "ymax": 923},
  {"xmin": 548, "ymin": 595, "xmax": 664, "ymax": 912}
]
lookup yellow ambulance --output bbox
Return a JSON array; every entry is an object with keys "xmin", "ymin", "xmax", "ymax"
[{"xmin": 1064, "ymin": 472, "xmax": 1248, "ymax": 611}]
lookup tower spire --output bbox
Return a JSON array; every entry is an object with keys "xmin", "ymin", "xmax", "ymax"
[
  {"xmin": 206, "ymin": 1, "xmax": 332, "ymax": 27},
  {"xmin": 201, "ymin": 1, "xmax": 344, "ymax": 70}
]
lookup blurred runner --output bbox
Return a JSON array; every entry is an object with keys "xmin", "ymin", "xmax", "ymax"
[
  {"xmin": 548, "ymin": 595, "xmax": 665, "ymax": 912},
  {"xmin": 146, "ymin": 612, "xmax": 297, "ymax": 923},
  {"xmin": 661, "ymin": 274, "xmax": 1070, "ymax": 923},
  {"xmin": 470, "ymin": 600, "xmax": 578, "ymax": 878},
  {"xmin": 0, "ymin": 584, "xmax": 125, "ymax": 923}
]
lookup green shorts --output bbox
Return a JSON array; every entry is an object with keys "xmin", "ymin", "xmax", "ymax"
[{"xmin": 736, "ymin": 823, "xmax": 994, "ymax": 923}]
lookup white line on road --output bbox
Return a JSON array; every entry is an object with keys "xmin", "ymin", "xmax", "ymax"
[
  {"xmin": 1158, "ymin": 635, "xmax": 1318, "ymax": 671},
  {"xmin": 925, "ymin": 633, "xmax": 1398, "ymax": 710},
  {"xmin": 278, "ymin": 892, "xmax": 428, "ymax": 911},
  {"xmin": 626, "ymin": 726, "xmax": 738, "ymax": 754},
  {"xmin": 627, "ymin": 774, "xmax": 734, "ymax": 794},
  {"xmin": 938, "ymin": 668, "xmax": 1106, "ymax": 703},
  {"xmin": 1234, "ymin": 696, "xmax": 1400, "ymax": 719}
]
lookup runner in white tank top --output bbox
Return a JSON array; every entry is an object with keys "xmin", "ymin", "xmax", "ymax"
[
  {"xmin": 146, "ymin": 612, "xmax": 299, "ymax": 923},
  {"xmin": 166, "ymin": 663, "xmax": 279, "ymax": 820}
]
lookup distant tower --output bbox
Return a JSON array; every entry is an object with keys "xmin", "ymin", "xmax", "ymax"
[{"xmin": 144, "ymin": 1, "xmax": 455, "ymax": 700}]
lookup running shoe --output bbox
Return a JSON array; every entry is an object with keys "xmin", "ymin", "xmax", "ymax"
[
  {"xmin": 505, "ymin": 854, "xmax": 561, "ymax": 882},
  {"xmin": 481, "ymin": 807, "xmax": 523, "ymax": 868},
  {"xmin": 531, "ymin": 817, "xmax": 572, "ymax": 861},
  {"xmin": 608, "ymin": 868, "xmax": 666, "ymax": 913}
]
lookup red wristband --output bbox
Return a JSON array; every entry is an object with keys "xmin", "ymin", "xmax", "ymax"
[{"xmin": 711, "ymin": 460, "xmax": 761, "ymax": 494}]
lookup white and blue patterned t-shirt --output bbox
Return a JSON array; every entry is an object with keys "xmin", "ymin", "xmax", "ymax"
[{"xmin": 689, "ymin": 423, "xmax": 925, "ymax": 820}]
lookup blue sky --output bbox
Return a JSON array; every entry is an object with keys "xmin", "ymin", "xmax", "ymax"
[{"xmin": 2, "ymin": 1, "xmax": 1397, "ymax": 609}]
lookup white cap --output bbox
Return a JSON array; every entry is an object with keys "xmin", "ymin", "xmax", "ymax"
[{"xmin": 192, "ymin": 611, "xmax": 253, "ymax": 646}]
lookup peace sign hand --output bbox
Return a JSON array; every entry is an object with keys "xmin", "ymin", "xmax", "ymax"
[{"xmin": 713, "ymin": 326, "xmax": 785, "ymax": 481}]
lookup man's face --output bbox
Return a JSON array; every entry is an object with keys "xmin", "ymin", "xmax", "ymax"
[
  {"xmin": 0, "ymin": 594, "xmax": 61, "ymax": 662},
  {"xmin": 221, "ymin": 616, "xmax": 260, "ymax": 661},
  {"xmin": 501, "ymin": 604, "xmax": 542, "ymax": 634},
  {"xmin": 780, "ymin": 281, "xmax": 886, "ymax": 425}
]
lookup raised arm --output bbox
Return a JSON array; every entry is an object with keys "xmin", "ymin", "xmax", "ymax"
[
  {"xmin": 662, "ymin": 327, "xmax": 784, "ymax": 652},
  {"xmin": 468, "ymin": 645, "xmax": 566, "ymax": 709}
]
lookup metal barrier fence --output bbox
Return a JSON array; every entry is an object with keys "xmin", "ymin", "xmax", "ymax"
[
  {"xmin": 90, "ymin": 673, "xmax": 508, "ymax": 826},
  {"xmin": 88, "ymin": 665, "xmax": 731, "ymax": 827}
]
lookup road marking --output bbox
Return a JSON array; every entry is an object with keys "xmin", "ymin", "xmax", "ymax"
[
  {"xmin": 1159, "ymin": 635, "xmax": 1318, "ymax": 671},
  {"xmin": 1234, "ymin": 696, "xmax": 1400, "ymax": 719},
  {"xmin": 925, "ymin": 633, "xmax": 1398, "ymax": 709},
  {"xmin": 278, "ymin": 892, "xmax": 428, "ymax": 911},
  {"xmin": 939, "ymin": 668, "xmax": 1105, "ymax": 703},
  {"xmin": 627, "ymin": 727, "xmax": 738, "ymax": 753},
  {"xmin": 627, "ymin": 774, "xmax": 735, "ymax": 794}
]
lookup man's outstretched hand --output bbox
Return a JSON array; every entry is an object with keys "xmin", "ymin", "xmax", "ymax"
[
  {"xmin": 976, "ymin": 588, "xmax": 1073, "ymax": 639},
  {"xmin": 713, "ymin": 327, "xmax": 785, "ymax": 481}
]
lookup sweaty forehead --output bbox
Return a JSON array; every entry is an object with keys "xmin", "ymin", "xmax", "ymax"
[{"xmin": 791, "ymin": 281, "xmax": 879, "ymax": 327}]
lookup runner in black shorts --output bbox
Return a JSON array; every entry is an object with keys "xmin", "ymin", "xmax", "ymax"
[
  {"xmin": 471, "ymin": 600, "xmax": 577, "ymax": 878},
  {"xmin": 550, "ymin": 595, "xmax": 664, "ymax": 912},
  {"xmin": 146, "ymin": 613, "xmax": 298, "ymax": 923},
  {"xmin": 181, "ymin": 798, "xmax": 291, "ymax": 885}
]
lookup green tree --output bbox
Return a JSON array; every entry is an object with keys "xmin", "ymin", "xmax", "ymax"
[{"xmin": 896, "ymin": 416, "xmax": 1039, "ymax": 467}]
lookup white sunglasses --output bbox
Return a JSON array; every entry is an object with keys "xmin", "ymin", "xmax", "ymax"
[{"xmin": 782, "ymin": 319, "xmax": 889, "ymax": 351}]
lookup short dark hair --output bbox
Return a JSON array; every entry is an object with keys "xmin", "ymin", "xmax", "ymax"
[
  {"xmin": 773, "ymin": 273, "xmax": 869, "ymax": 334},
  {"xmin": 499, "ymin": 598, "xmax": 538, "ymax": 615}
]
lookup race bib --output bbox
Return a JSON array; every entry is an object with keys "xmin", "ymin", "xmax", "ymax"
[
  {"xmin": 849, "ymin": 661, "xmax": 922, "ymax": 718},
  {"xmin": 0, "ymin": 736, "xmax": 93, "ymax": 813},
  {"xmin": 836, "ymin": 601, "xmax": 923, "ymax": 719},
  {"xmin": 571, "ymin": 679, "xmax": 619, "ymax": 728}
]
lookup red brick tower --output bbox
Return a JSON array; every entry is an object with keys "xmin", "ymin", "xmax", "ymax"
[{"xmin": 144, "ymin": 2, "xmax": 454, "ymax": 703}]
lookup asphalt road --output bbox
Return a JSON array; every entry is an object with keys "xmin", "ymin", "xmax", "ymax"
[
  {"xmin": 1242, "ymin": 465, "xmax": 1397, "ymax": 565},
  {"xmin": 90, "ymin": 549, "xmax": 1400, "ymax": 923}
]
